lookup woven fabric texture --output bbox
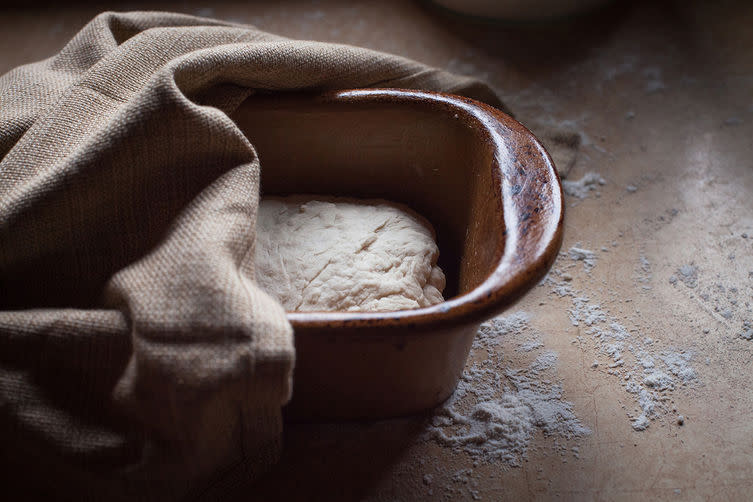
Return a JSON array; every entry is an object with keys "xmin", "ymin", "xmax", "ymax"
[{"xmin": 0, "ymin": 11, "xmax": 519, "ymax": 500}]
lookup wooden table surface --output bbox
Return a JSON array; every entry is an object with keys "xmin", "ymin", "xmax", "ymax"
[{"xmin": 3, "ymin": 1, "xmax": 752, "ymax": 500}]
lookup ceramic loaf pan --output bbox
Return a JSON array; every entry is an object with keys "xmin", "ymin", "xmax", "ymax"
[{"xmin": 231, "ymin": 89, "xmax": 563, "ymax": 420}]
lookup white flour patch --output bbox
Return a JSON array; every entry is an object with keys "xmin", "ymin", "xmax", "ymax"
[
  {"xmin": 543, "ymin": 270, "xmax": 576, "ymax": 297},
  {"xmin": 643, "ymin": 369, "xmax": 674, "ymax": 391},
  {"xmin": 569, "ymin": 246, "xmax": 597, "ymax": 272},
  {"xmin": 631, "ymin": 414, "xmax": 650, "ymax": 431},
  {"xmin": 427, "ymin": 312, "xmax": 589, "ymax": 465},
  {"xmin": 669, "ymin": 264, "xmax": 698, "ymax": 289},
  {"xmin": 569, "ymin": 296, "xmax": 606, "ymax": 326},
  {"xmin": 562, "ymin": 172, "xmax": 606, "ymax": 199},
  {"xmin": 542, "ymin": 267, "xmax": 576, "ymax": 298},
  {"xmin": 636, "ymin": 254, "xmax": 652, "ymax": 289},
  {"xmin": 661, "ymin": 351, "xmax": 697, "ymax": 383},
  {"xmin": 517, "ymin": 332, "xmax": 544, "ymax": 353},
  {"xmin": 476, "ymin": 312, "xmax": 529, "ymax": 345}
]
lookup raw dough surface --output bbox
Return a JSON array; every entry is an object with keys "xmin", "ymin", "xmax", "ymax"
[{"xmin": 255, "ymin": 196, "xmax": 446, "ymax": 312}]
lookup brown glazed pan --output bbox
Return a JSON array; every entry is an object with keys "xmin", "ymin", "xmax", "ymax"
[{"xmin": 232, "ymin": 89, "xmax": 563, "ymax": 420}]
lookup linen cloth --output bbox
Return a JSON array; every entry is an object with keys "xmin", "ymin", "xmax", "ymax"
[{"xmin": 0, "ymin": 11, "xmax": 576, "ymax": 500}]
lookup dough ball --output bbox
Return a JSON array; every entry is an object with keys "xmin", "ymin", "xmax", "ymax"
[{"xmin": 255, "ymin": 196, "xmax": 446, "ymax": 312}]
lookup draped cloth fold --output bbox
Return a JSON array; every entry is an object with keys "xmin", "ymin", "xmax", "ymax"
[{"xmin": 0, "ymin": 11, "xmax": 514, "ymax": 500}]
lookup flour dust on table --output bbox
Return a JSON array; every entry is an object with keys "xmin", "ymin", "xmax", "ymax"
[
  {"xmin": 426, "ymin": 312, "xmax": 590, "ymax": 466},
  {"xmin": 543, "ymin": 247, "xmax": 701, "ymax": 431}
]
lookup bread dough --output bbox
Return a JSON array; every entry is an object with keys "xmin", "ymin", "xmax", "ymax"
[{"xmin": 255, "ymin": 196, "xmax": 446, "ymax": 312}]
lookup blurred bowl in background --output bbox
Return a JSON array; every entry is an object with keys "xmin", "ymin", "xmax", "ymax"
[{"xmin": 432, "ymin": 0, "xmax": 614, "ymax": 21}]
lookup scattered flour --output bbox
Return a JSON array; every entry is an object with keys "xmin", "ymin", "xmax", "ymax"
[
  {"xmin": 742, "ymin": 321, "xmax": 753, "ymax": 341},
  {"xmin": 643, "ymin": 370, "xmax": 674, "ymax": 391},
  {"xmin": 642, "ymin": 66, "xmax": 666, "ymax": 94},
  {"xmin": 541, "ymin": 249, "xmax": 701, "ymax": 431},
  {"xmin": 569, "ymin": 296, "xmax": 606, "ymax": 326},
  {"xmin": 631, "ymin": 414, "xmax": 650, "ymax": 431},
  {"xmin": 427, "ymin": 312, "xmax": 589, "ymax": 465},
  {"xmin": 562, "ymin": 172, "xmax": 606, "ymax": 199},
  {"xmin": 569, "ymin": 247, "xmax": 597, "ymax": 272},
  {"xmin": 542, "ymin": 267, "xmax": 576, "ymax": 298},
  {"xmin": 636, "ymin": 254, "xmax": 652, "ymax": 289},
  {"xmin": 661, "ymin": 352, "xmax": 697, "ymax": 383},
  {"xmin": 670, "ymin": 262, "xmax": 753, "ymax": 342},
  {"xmin": 670, "ymin": 264, "xmax": 698, "ymax": 289},
  {"xmin": 476, "ymin": 312, "xmax": 529, "ymax": 345},
  {"xmin": 517, "ymin": 337, "xmax": 544, "ymax": 353}
]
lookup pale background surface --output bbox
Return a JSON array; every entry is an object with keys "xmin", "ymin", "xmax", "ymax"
[{"xmin": 3, "ymin": 1, "xmax": 752, "ymax": 500}]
